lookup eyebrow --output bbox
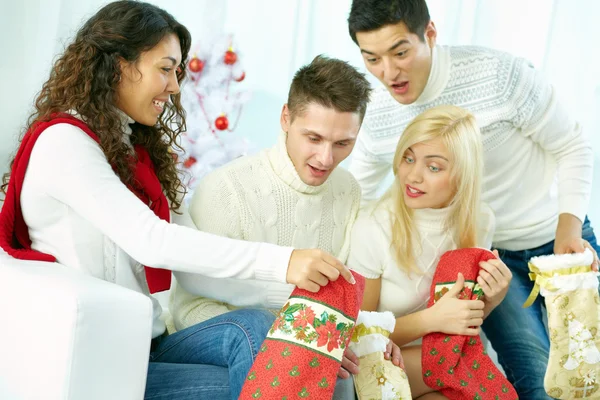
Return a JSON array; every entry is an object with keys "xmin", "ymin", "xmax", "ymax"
[
  {"xmin": 406, "ymin": 147, "xmax": 449, "ymax": 162},
  {"xmin": 360, "ymin": 39, "xmax": 410, "ymax": 56},
  {"xmin": 303, "ymin": 130, "xmax": 356, "ymax": 143},
  {"xmin": 162, "ymin": 56, "xmax": 177, "ymax": 65}
]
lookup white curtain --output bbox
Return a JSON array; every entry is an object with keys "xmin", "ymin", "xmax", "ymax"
[{"xmin": 1, "ymin": 0, "xmax": 598, "ymax": 220}]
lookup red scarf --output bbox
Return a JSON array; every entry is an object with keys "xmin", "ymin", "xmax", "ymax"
[{"xmin": 0, "ymin": 113, "xmax": 172, "ymax": 293}]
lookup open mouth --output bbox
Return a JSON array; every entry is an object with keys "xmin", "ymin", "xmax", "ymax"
[
  {"xmin": 152, "ymin": 100, "xmax": 166, "ymax": 112},
  {"xmin": 391, "ymin": 81, "xmax": 409, "ymax": 95},
  {"xmin": 308, "ymin": 165, "xmax": 328, "ymax": 178},
  {"xmin": 406, "ymin": 184, "xmax": 425, "ymax": 198}
]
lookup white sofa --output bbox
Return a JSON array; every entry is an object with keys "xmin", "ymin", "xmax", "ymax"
[{"xmin": 0, "ymin": 249, "xmax": 153, "ymax": 400}]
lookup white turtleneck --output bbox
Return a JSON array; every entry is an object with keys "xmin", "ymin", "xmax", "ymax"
[
  {"xmin": 19, "ymin": 112, "xmax": 293, "ymax": 338},
  {"xmin": 350, "ymin": 45, "xmax": 593, "ymax": 251},
  {"xmin": 170, "ymin": 132, "xmax": 361, "ymax": 331},
  {"xmin": 347, "ymin": 197, "xmax": 495, "ymax": 319}
]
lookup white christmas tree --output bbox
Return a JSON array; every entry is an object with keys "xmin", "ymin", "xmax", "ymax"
[{"xmin": 177, "ymin": 35, "xmax": 253, "ymax": 201}]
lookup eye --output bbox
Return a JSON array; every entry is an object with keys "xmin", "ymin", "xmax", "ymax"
[
  {"xmin": 309, "ymin": 136, "xmax": 320, "ymax": 143},
  {"xmin": 336, "ymin": 142, "xmax": 349, "ymax": 147},
  {"xmin": 429, "ymin": 165, "xmax": 440, "ymax": 172},
  {"xmin": 162, "ymin": 67, "xmax": 172, "ymax": 73},
  {"xmin": 403, "ymin": 156, "xmax": 415, "ymax": 164},
  {"xmin": 396, "ymin": 50, "xmax": 408, "ymax": 57}
]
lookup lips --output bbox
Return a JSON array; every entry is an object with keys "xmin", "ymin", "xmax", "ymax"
[
  {"xmin": 308, "ymin": 165, "xmax": 328, "ymax": 178},
  {"xmin": 405, "ymin": 184, "xmax": 425, "ymax": 198},
  {"xmin": 391, "ymin": 81, "xmax": 409, "ymax": 95},
  {"xmin": 152, "ymin": 99, "xmax": 167, "ymax": 113}
]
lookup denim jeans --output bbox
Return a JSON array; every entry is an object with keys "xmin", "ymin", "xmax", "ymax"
[
  {"xmin": 482, "ymin": 217, "xmax": 599, "ymax": 399},
  {"xmin": 144, "ymin": 308, "xmax": 357, "ymax": 400}
]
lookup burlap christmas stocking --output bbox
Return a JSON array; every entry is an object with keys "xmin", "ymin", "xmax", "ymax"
[
  {"xmin": 239, "ymin": 271, "xmax": 365, "ymax": 399},
  {"xmin": 422, "ymin": 248, "xmax": 517, "ymax": 399},
  {"xmin": 349, "ymin": 310, "xmax": 411, "ymax": 399},
  {"xmin": 525, "ymin": 248, "xmax": 600, "ymax": 398}
]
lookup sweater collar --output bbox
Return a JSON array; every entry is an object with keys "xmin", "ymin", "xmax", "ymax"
[
  {"xmin": 413, "ymin": 45, "xmax": 451, "ymax": 106},
  {"xmin": 267, "ymin": 131, "xmax": 328, "ymax": 195},
  {"xmin": 412, "ymin": 206, "xmax": 450, "ymax": 230}
]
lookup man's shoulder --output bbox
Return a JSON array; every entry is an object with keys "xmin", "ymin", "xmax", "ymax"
[
  {"xmin": 198, "ymin": 151, "xmax": 268, "ymax": 190},
  {"xmin": 329, "ymin": 167, "xmax": 361, "ymax": 194}
]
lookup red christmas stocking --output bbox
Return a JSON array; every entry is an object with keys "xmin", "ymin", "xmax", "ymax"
[
  {"xmin": 240, "ymin": 271, "xmax": 365, "ymax": 399},
  {"xmin": 422, "ymin": 248, "xmax": 517, "ymax": 399}
]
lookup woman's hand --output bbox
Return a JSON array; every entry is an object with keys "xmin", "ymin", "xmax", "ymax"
[
  {"xmin": 425, "ymin": 272, "xmax": 485, "ymax": 336},
  {"xmin": 477, "ymin": 249, "xmax": 512, "ymax": 312},
  {"xmin": 286, "ymin": 249, "xmax": 355, "ymax": 292}
]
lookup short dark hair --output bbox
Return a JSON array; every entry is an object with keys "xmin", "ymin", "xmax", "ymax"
[
  {"xmin": 348, "ymin": 0, "xmax": 431, "ymax": 44},
  {"xmin": 287, "ymin": 55, "xmax": 372, "ymax": 122}
]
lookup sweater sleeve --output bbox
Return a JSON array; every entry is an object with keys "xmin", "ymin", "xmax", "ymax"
[
  {"xmin": 31, "ymin": 124, "xmax": 293, "ymax": 283},
  {"xmin": 511, "ymin": 58, "xmax": 593, "ymax": 223},
  {"xmin": 347, "ymin": 209, "xmax": 386, "ymax": 279},
  {"xmin": 348, "ymin": 125, "xmax": 392, "ymax": 204}
]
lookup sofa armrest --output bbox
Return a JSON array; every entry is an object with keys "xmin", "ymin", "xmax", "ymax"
[{"xmin": 0, "ymin": 252, "xmax": 153, "ymax": 400}]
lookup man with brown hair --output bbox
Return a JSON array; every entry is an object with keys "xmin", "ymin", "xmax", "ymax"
[{"xmin": 169, "ymin": 55, "xmax": 379, "ymax": 398}]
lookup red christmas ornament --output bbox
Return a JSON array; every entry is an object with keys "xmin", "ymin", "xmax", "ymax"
[
  {"xmin": 183, "ymin": 156, "xmax": 197, "ymax": 168},
  {"xmin": 235, "ymin": 71, "xmax": 246, "ymax": 82},
  {"xmin": 215, "ymin": 115, "xmax": 229, "ymax": 131},
  {"xmin": 188, "ymin": 57, "xmax": 204, "ymax": 73},
  {"xmin": 224, "ymin": 50, "xmax": 237, "ymax": 65}
]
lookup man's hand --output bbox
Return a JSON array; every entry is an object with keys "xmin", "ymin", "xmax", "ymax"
[
  {"xmin": 554, "ymin": 213, "xmax": 599, "ymax": 270},
  {"xmin": 338, "ymin": 348, "xmax": 360, "ymax": 379},
  {"xmin": 478, "ymin": 250, "xmax": 512, "ymax": 313},
  {"xmin": 286, "ymin": 249, "xmax": 356, "ymax": 292}
]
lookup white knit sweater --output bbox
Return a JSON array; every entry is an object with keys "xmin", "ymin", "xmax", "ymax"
[
  {"xmin": 170, "ymin": 132, "xmax": 361, "ymax": 330},
  {"xmin": 349, "ymin": 45, "xmax": 593, "ymax": 251},
  {"xmin": 347, "ymin": 198, "xmax": 495, "ymax": 319},
  {"xmin": 19, "ymin": 113, "xmax": 293, "ymax": 338}
]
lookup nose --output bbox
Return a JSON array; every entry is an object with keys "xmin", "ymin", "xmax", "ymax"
[
  {"xmin": 382, "ymin": 56, "xmax": 397, "ymax": 81},
  {"xmin": 316, "ymin": 144, "xmax": 334, "ymax": 169},
  {"xmin": 407, "ymin": 164, "xmax": 423, "ymax": 184},
  {"xmin": 167, "ymin": 72, "xmax": 180, "ymax": 95}
]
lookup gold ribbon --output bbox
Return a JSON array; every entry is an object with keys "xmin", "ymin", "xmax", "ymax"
[
  {"xmin": 522, "ymin": 264, "xmax": 592, "ymax": 308},
  {"xmin": 351, "ymin": 323, "xmax": 391, "ymax": 342}
]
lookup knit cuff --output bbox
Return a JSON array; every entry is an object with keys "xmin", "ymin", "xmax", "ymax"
[
  {"xmin": 254, "ymin": 243, "xmax": 294, "ymax": 284},
  {"xmin": 265, "ymin": 285, "xmax": 295, "ymax": 309}
]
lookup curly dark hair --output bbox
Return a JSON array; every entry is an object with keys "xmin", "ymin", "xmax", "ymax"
[{"xmin": 1, "ymin": 1, "xmax": 192, "ymax": 210}]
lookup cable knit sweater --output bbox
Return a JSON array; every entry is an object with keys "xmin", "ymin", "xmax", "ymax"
[
  {"xmin": 19, "ymin": 111, "xmax": 293, "ymax": 338},
  {"xmin": 170, "ymin": 132, "xmax": 361, "ymax": 330},
  {"xmin": 349, "ymin": 45, "xmax": 593, "ymax": 251},
  {"xmin": 347, "ymin": 198, "xmax": 495, "ymax": 321}
]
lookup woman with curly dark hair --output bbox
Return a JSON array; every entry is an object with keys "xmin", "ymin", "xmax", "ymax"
[{"xmin": 0, "ymin": 1, "xmax": 354, "ymax": 398}]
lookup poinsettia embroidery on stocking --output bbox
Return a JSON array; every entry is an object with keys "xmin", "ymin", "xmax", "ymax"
[
  {"xmin": 240, "ymin": 271, "xmax": 365, "ymax": 399},
  {"xmin": 422, "ymin": 248, "xmax": 517, "ymax": 399}
]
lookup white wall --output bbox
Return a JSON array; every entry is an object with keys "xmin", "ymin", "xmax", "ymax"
[{"xmin": 1, "ymin": 0, "xmax": 598, "ymax": 224}]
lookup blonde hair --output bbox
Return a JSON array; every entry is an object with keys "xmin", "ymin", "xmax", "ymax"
[{"xmin": 383, "ymin": 105, "xmax": 484, "ymax": 274}]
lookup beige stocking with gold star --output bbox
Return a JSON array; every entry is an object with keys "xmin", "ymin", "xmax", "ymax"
[
  {"xmin": 349, "ymin": 311, "xmax": 411, "ymax": 399},
  {"xmin": 525, "ymin": 249, "xmax": 600, "ymax": 399}
]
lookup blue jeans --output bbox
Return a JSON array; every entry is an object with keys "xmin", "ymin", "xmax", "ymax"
[
  {"xmin": 144, "ymin": 308, "xmax": 356, "ymax": 400},
  {"xmin": 482, "ymin": 217, "xmax": 599, "ymax": 399}
]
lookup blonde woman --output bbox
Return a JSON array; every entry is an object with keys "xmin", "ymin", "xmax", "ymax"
[{"xmin": 348, "ymin": 105, "xmax": 512, "ymax": 399}]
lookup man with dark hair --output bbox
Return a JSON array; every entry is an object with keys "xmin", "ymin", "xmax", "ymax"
[
  {"xmin": 169, "ymin": 55, "xmax": 396, "ymax": 399},
  {"xmin": 347, "ymin": 0, "xmax": 599, "ymax": 398}
]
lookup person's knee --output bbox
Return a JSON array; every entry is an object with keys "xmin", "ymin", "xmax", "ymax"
[{"xmin": 220, "ymin": 309, "xmax": 275, "ymax": 352}]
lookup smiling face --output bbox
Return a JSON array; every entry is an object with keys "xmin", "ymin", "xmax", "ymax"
[
  {"xmin": 281, "ymin": 102, "xmax": 361, "ymax": 186},
  {"xmin": 115, "ymin": 33, "xmax": 182, "ymax": 125},
  {"xmin": 397, "ymin": 138, "xmax": 455, "ymax": 209},
  {"xmin": 356, "ymin": 21, "xmax": 436, "ymax": 105}
]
